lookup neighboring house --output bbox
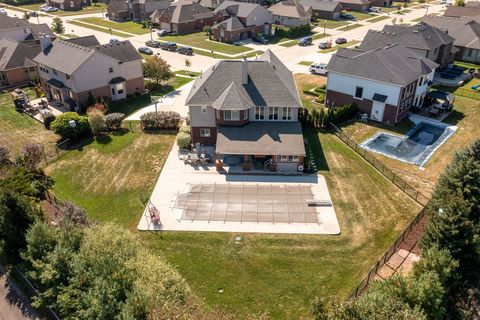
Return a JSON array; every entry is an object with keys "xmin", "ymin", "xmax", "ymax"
[
  {"xmin": 34, "ymin": 36, "xmax": 144, "ymax": 109},
  {"xmin": 212, "ymin": 1, "xmax": 272, "ymax": 42},
  {"xmin": 444, "ymin": 5, "xmax": 480, "ymax": 18},
  {"xmin": 0, "ymin": 15, "xmax": 54, "ymax": 44},
  {"xmin": 268, "ymin": 0, "xmax": 312, "ymax": 27},
  {"xmin": 423, "ymin": 15, "xmax": 480, "ymax": 64},
  {"xmin": 200, "ymin": 0, "xmax": 266, "ymax": 9},
  {"xmin": 369, "ymin": 0, "xmax": 391, "ymax": 7},
  {"xmin": 359, "ymin": 23, "xmax": 455, "ymax": 67},
  {"xmin": 299, "ymin": 0, "xmax": 341, "ymax": 20},
  {"xmin": 325, "ymin": 44, "xmax": 438, "ymax": 124},
  {"xmin": 0, "ymin": 38, "xmax": 40, "ymax": 88},
  {"xmin": 150, "ymin": 1, "xmax": 216, "ymax": 34},
  {"xmin": 107, "ymin": 0, "xmax": 170, "ymax": 21},
  {"xmin": 186, "ymin": 50, "xmax": 306, "ymax": 173},
  {"xmin": 339, "ymin": 0, "xmax": 370, "ymax": 12},
  {"xmin": 46, "ymin": 0, "xmax": 91, "ymax": 11}
]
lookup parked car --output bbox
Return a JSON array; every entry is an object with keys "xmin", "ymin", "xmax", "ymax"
[
  {"xmin": 161, "ymin": 42, "xmax": 177, "ymax": 51},
  {"xmin": 335, "ymin": 37, "xmax": 347, "ymax": 44},
  {"xmin": 0, "ymin": 9, "xmax": 6, "ymax": 15},
  {"xmin": 145, "ymin": 40, "xmax": 161, "ymax": 48},
  {"xmin": 138, "ymin": 47, "xmax": 153, "ymax": 55},
  {"xmin": 109, "ymin": 38, "xmax": 120, "ymax": 44},
  {"xmin": 41, "ymin": 6, "xmax": 58, "ymax": 12},
  {"xmin": 318, "ymin": 41, "xmax": 332, "ymax": 49},
  {"xmin": 253, "ymin": 36, "xmax": 269, "ymax": 44},
  {"xmin": 340, "ymin": 13, "xmax": 357, "ymax": 21},
  {"xmin": 29, "ymin": 11, "xmax": 38, "ymax": 16},
  {"xmin": 369, "ymin": 6, "xmax": 381, "ymax": 12},
  {"xmin": 309, "ymin": 63, "xmax": 327, "ymax": 75},
  {"xmin": 157, "ymin": 30, "xmax": 169, "ymax": 37},
  {"xmin": 298, "ymin": 36, "xmax": 312, "ymax": 46},
  {"xmin": 177, "ymin": 46, "xmax": 193, "ymax": 55}
]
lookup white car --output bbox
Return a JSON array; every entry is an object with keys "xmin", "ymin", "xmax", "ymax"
[
  {"xmin": 309, "ymin": 63, "xmax": 328, "ymax": 75},
  {"xmin": 0, "ymin": 9, "xmax": 7, "ymax": 15},
  {"xmin": 369, "ymin": 6, "xmax": 381, "ymax": 12}
]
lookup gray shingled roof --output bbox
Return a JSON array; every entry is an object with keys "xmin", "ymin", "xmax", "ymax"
[
  {"xmin": 422, "ymin": 15, "xmax": 480, "ymax": 50},
  {"xmin": 211, "ymin": 82, "xmax": 255, "ymax": 110},
  {"xmin": 0, "ymin": 15, "xmax": 29, "ymax": 30},
  {"xmin": 216, "ymin": 122, "xmax": 306, "ymax": 156},
  {"xmin": 214, "ymin": 1, "xmax": 261, "ymax": 17},
  {"xmin": 327, "ymin": 44, "xmax": 439, "ymax": 86},
  {"xmin": 108, "ymin": 0, "xmax": 129, "ymax": 13},
  {"xmin": 0, "ymin": 38, "xmax": 39, "ymax": 71},
  {"xmin": 360, "ymin": 22, "xmax": 454, "ymax": 52},
  {"xmin": 212, "ymin": 16, "xmax": 246, "ymax": 31},
  {"xmin": 94, "ymin": 41, "xmax": 142, "ymax": 63},
  {"xmin": 444, "ymin": 5, "xmax": 480, "ymax": 17},
  {"xmin": 268, "ymin": 0, "xmax": 311, "ymax": 19},
  {"xmin": 299, "ymin": 0, "xmax": 340, "ymax": 12},
  {"xmin": 65, "ymin": 35, "xmax": 101, "ymax": 47},
  {"xmin": 151, "ymin": 2, "xmax": 213, "ymax": 24},
  {"xmin": 186, "ymin": 50, "xmax": 301, "ymax": 107}
]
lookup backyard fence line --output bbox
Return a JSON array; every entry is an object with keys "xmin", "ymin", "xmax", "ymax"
[
  {"xmin": 329, "ymin": 123, "xmax": 430, "ymax": 206},
  {"xmin": 41, "ymin": 139, "xmax": 74, "ymax": 167}
]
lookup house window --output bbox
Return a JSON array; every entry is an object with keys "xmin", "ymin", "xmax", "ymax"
[
  {"xmin": 283, "ymin": 107, "xmax": 292, "ymax": 120},
  {"xmin": 255, "ymin": 106, "xmax": 264, "ymax": 120},
  {"xmin": 201, "ymin": 106, "xmax": 207, "ymax": 113},
  {"xmin": 200, "ymin": 128, "xmax": 211, "ymax": 137},
  {"xmin": 118, "ymin": 89, "xmax": 124, "ymax": 94},
  {"xmin": 66, "ymin": 74, "xmax": 70, "ymax": 80},
  {"xmin": 224, "ymin": 110, "xmax": 239, "ymax": 121},
  {"xmin": 354, "ymin": 86, "xmax": 363, "ymax": 99},
  {"xmin": 468, "ymin": 49, "xmax": 474, "ymax": 57},
  {"xmin": 53, "ymin": 69, "xmax": 57, "ymax": 75},
  {"xmin": 243, "ymin": 110, "xmax": 248, "ymax": 120},
  {"xmin": 111, "ymin": 88, "xmax": 115, "ymax": 95},
  {"xmin": 109, "ymin": 67, "xmax": 113, "ymax": 73},
  {"xmin": 268, "ymin": 107, "xmax": 278, "ymax": 120}
]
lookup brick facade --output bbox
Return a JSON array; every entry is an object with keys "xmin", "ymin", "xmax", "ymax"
[
  {"xmin": 216, "ymin": 110, "xmax": 249, "ymax": 126},
  {"xmin": 213, "ymin": 24, "xmax": 268, "ymax": 43},
  {"xmin": 191, "ymin": 126, "xmax": 217, "ymax": 145}
]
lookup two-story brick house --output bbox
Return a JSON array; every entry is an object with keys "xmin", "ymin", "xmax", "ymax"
[
  {"xmin": 325, "ymin": 44, "xmax": 438, "ymax": 124},
  {"xmin": 186, "ymin": 50, "xmax": 306, "ymax": 173}
]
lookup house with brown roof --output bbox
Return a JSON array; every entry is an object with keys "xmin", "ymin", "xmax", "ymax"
[
  {"xmin": 444, "ymin": 4, "xmax": 480, "ymax": 18},
  {"xmin": 34, "ymin": 35, "xmax": 144, "ymax": 110},
  {"xmin": 268, "ymin": 0, "xmax": 312, "ymax": 27},
  {"xmin": 423, "ymin": 15, "xmax": 480, "ymax": 64},
  {"xmin": 46, "ymin": 0, "xmax": 91, "ymax": 11},
  {"xmin": 212, "ymin": 1, "xmax": 272, "ymax": 42},
  {"xmin": 299, "ymin": 0, "xmax": 341, "ymax": 20},
  {"xmin": 0, "ymin": 38, "xmax": 40, "ymax": 88},
  {"xmin": 339, "ymin": 0, "xmax": 370, "ymax": 12},
  {"xmin": 150, "ymin": 1, "xmax": 216, "ymax": 34},
  {"xmin": 107, "ymin": 0, "xmax": 170, "ymax": 21},
  {"xmin": 186, "ymin": 50, "xmax": 306, "ymax": 173}
]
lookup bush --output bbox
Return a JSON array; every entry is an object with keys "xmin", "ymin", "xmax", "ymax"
[
  {"xmin": 176, "ymin": 132, "xmax": 191, "ymax": 149},
  {"xmin": 203, "ymin": 25, "xmax": 212, "ymax": 35},
  {"xmin": 87, "ymin": 109, "xmax": 106, "ymax": 135},
  {"xmin": 140, "ymin": 111, "xmax": 181, "ymax": 130},
  {"xmin": 41, "ymin": 111, "xmax": 56, "ymax": 130},
  {"xmin": 274, "ymin": 24, "xmax": 311, "ymax": 38},
  {"xmin": 105, "ymin": 113, "xmax": 125, "ymax": 131},
  {"xmin": 145, "ymin": 81, "xmax": 174, "ymax": 94},
  {"xmin": 22, "ymin": 143, "xmax": 43, "ymax": 171},
  {"xmin": 0, "ymin": 146, "xmax": 10, "ymax": 164},
  {"xmin": 298, "ymin": 103, "xmax": 357, "ymax": 129},
  {"xmin": 87, "ymin": 102, "xmax": 108, "ymax": 114},
  {"xmin": 179, "ymin": 126, "xmax": 191, "ymax": 134},
  {"xmin": 50, "ymin": 112, "xmax": 91, "ymax": 140}
]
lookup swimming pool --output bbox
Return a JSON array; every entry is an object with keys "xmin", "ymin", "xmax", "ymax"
[{"xmin": 361, "ymin": 119, "xmax": 457, "ymax": 168}]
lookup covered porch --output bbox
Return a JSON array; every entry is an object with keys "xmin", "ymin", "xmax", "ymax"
[{"xmin": 43, "ymin": 78, "xmax": 78, "ymax": 111}]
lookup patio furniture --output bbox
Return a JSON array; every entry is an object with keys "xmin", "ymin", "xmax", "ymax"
[
  {"xmin": 178, "ymin": 149, "xmax": 189, "ymax": 161},
  {"xmin": 148, "ymin": 202, "xmax": 160, "ymax": 224}
]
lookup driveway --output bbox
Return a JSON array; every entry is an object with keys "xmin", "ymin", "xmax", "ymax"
[{"xmin": 0, "ymin": 266, "xmax": 39, "ymax": 320}]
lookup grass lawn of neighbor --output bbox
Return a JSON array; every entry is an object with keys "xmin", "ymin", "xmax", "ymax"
[
  {"xmin": 161, "ymin": 32, "xmax": 252, "ymax": 55},
  {"xmin": 319, "ymin": 40, "xmax": 360, "ymax": 53},
  {"xmin": 321, "ymin": 19, "xmax": 350, "ymax": 29},
  {"xmin": 68, "ymin": 20, "xmax": 132, "ymax": 37},
  {"xmin": 337, "ymin": 23, "xmax": 362, "ymax": 31},
  {"xmin": 434, "ymin": 77, "xmax": 480, "ymax": 100},
  {"xmin": 295, "ymin": 74, "xmax": 327, "ymax": 111},
  {"xmin": 298, "ymin": 61, "xmax": 314, "ymax": 66},
  {"xmin": 191, "ymin": 48, "xmax": 264, "ymax": 59},
  {"xmin": 77, "ymin": 17, "xmax": 149, "ymax": 35},
  {"xmin": 16, "ymin": 3, "xmax": 106, "ymax": 16},
  {"xmin": 46, "ymin": 122, "xmax": 421, "ymax": 318},
  {"xmin": 174, "ymin": 70, "xmax": 201, "ymax": 77},
  {"xmin": 350, "ymin": 11, "xmax": 376, "ymax": 20},
  {"xmin": 340, "ymin": 96, "xmax": 480, "ymax": 196},
  {"xmin": 367, "ymin": 15, "xmax": 390, "ymax": 22}
]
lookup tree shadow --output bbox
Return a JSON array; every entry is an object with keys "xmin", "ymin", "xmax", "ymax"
[
  {"xmin": 443, "ymin": 110, "xmax": 465, "ymax": 126},
  {"xmin": 95, "ymin": 135, "xmax": 113, "ymax": 145},
  {"xmin": 304, "ymin": 129, "xmax": 329, "ymax": 171}
]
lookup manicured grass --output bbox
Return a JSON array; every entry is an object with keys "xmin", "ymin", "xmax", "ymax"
[
  {"xmin": 68, "ymin": 20, "xmax": 132, "ymax": 37},
  {"xmin": 16, "ymin": 3, "xmax": 106, "ymax": 16},
  {"xmin": 161, "ymin": 32, "xmax": 251, "ymax": 55},
  {"xmin": 453, "ymin": 61, "xmax": 480, "ymax": 70},
  {"xmin": 298, "ymin": 61, "xmax": 314, "ymax": 66},
  {"xmin": 340, "ymin": 96, "xmax": 480, "ymax": 196},
  {"xmin": 191, "ymin": 48, "xmax": 264, "ymax": 59},
  {"xmin": 313, "ymin": 19, "xmax": 349, "ymax": 29},
  {"xmin": 295, "ymin": 73, "xmax": 327, "ymax": 111},
  {"xmin": 434, "ymin": 78, "xmax": 480, "ymax": 100},
  {"xmin": 337, "ymin": 23, "xmax": 362, "ymax": 31},
  {"xmin": 279, "ymin": 33, "xmax": 330, "ymax": 47},
  {"xmin": 393, "ymin": 9, "xmax": 412, "ymax": 14},
  {"xmin": 175, "ymin": 70, "xmax": 201, "ymax": 77},
  {"xmin": 0, "ymin": 90, "xmax": 58, "ymax": 159},
  {"xmin": 77, "ymin": 17, "xmax": 149, "ymax": 35},
  {"xmin": 367, "ymin": 15, "xmax": 390, "ymax": 22},
  {"xmin": 349, "ymin": 11, "xmax": 376, "ymax": 20}
]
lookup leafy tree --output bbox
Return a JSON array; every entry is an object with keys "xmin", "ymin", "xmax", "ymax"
[
  {"xmin": 52, "ymin": 201, "xmax": 89, "ymax": 227},
  {"xmin": 24, "ymin": 12, "xmax": 30, "ymax": 20},
  {"xmin": 105, "ymin": 113, "xmax": 125, "ymax": 131},
  {"xmin": 143, "ymin": 56, "xmax": 174, "ymax": 85},
  {"xmin": 87, "ymin": 109, "xmax": 106, "ymax": 135},
  {"xmin": 50, "ymin": 112, "xmax": 91, "ymax": 140},
  {"xmin": 41, "ymin": 111, "xmax": 56, "ymax": 130},
  {"xmin": 22, "ymin": 142, "xmax": 43, "ymax": 171},
  {"xmin": 0, "ymin": 167, "xmax": 53, "ymax": 200},
  {"xmin": 203, "ymin": 25, "xmax": 212, "ymax": 35},
  {"xmin": 455, "ymin": 0, "xmax": 465, "ymax": 6},
  {"xmin": 0, "ymin": 189, "xmax": 37, "ymax": 262},
  {"xmin": 185, "ymin": 58, "xmax": 192, "ymax": 75},
  {"xmin": 51, "ymin": 17, "xmax": 65, "ymax": 39}
]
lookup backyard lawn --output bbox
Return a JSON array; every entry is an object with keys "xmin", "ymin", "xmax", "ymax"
[
  {"xmin": 340, "ymin": 96, "xmax": 480, "ymax": 196},
  {"xmin": 68, "ymin": 20, "xmax": 132, "ymax": 37},
  {"xmin": 294, "ymin": 74, "xmax": 327, "ymax": 111},
  {"xmin": 161, "ymin": 32, "xmax": 252, "ymax": 55},
  {"xmin": 433, "ymin": 77, "xmax": 480, "ymax": 100},
  {"xmin": 76, "ymin": 17, "xmax": 149, "ymax": 35}
]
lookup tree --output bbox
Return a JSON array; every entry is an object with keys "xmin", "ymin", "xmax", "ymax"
[
  {"xmin": 176, "ymin": 132, "xmax": 191, "ymax": 149},
  {"xmin": 455, "ymin": 0, "xmax": 465, "ymax": 6},
  {"xmin": 51, "ymin": 17, "xmax": 65, "ymax": 39},
  {"xmin": 0, "ymin": 146, "xmax": 9, "ymax": 164},
  {"xmin": 185, "ymin": 58, "xmax": 192, "ymax": 75},
  {"xmin": 86, "ymin": 91, "xmax": 95, "ymax": 108},
  {"xmin": 22, "ymin": 143, "xmax": 43, "ymax": 171},
  {"xmin": 105, "ymin": 113, "xmax": 125, "ymax": 131},
  {"xmin": 23, "ymin": 12, "xmax": 30, "ymax": 21},
  {"xmin": 143, "ymin": 56, "xmax": 174, "ymax": 85},
  {"xmin": 203, "ymin": 25, "xmax": 212, "ymax": 35},
  {"xmin": 52, "ymin": 201, "xmax": 89, "ymax": 227},
  {"xmin": 51, "ymin": 112, "xmax": 91, "ymax": 140},
  {"xmin": 87, "ymin": 109, "xmax": 106, "ymax": 135}
]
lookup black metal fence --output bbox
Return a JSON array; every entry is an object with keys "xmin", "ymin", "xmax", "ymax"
[
  {"xmin": 330, "ymin": 123, "xmax": 430, "ymax": 206},
  {"xmin": 41, "ymin": 139, "xmax": 74, "ymax": 167}
]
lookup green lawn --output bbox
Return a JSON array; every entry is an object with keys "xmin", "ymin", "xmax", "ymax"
[
  {"xmin": 318, "ymin": 40, "xmax": 360, "ymax": 53},
  {"xmin": 279, "ymin": 33, "xmax": 330, "ymax": 47},
  {"xmin": 367, "ymin": 15, "xmax": 390, "ymax": 22},
  {"xmin": 337, "ymin": 23, "xmax": 362, "ymax": 31},
  {"xmin": 393, "ymin": 9, "xmax": 412, "ymax": 14},
  {"xmin": 77, "ymin": 17, "xmax": 149, "ymax": 35},
  {"xmin": 313, "ymin": 19, "xmax": 349, "ymax": 29},
  {"xmin": 298, "ymin": 61, "xmax": 314, "ymax": 66},
  {"xmin": 68, "ymin": 20, "xmax": 132, "ymax": 37},
  {"xmin": 175, "ymin": 70, "xmax": 201, "ymax": 77},
  {"xmin": 16, "ymin": 3, "xmax": 106, "ymax": 16},
  {"xmin": 350, "ymin": 11, "xmax": 376, "ymax": 20},
  {"xmin": 161, "ymin": 32, "xmax": 251, "ymax": 55},
  {"xmin": 191, "ymin": 48, "xmax": 264, "ymax": 59},
  {"xmin": 434, "ymin": 78, "xmax": 480, "ymax": 100},
  {"xmin": 46, "ymin": 126, "xmax": 420, "ymax": 319}
]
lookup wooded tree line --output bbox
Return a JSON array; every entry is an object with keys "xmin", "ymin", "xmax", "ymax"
[{"xmin": 312, "ymin": 139, "xmax": 480, "ymax": 319}]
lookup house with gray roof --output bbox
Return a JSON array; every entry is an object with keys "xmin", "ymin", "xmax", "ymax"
[
  {"xmin": 212, "ymin": 1, "xmax": 272, "ymax": 42},
  {"xmin": 34, "ymin": 35, "xmax": 144, "ymax": 110},
  {"xmin": 107, "ymin": 0, "xmax": 170, "ymax": 21},
  {"xmin": 150, "ymin": 1, "xmax": 216, "ymax": 34},
  {"xmin": 359, "ymin": 22, "xmax": 455, "ymax": 67},
  {"xmin": 268, "ymin": 0, "xmax": 312, "ymax": 27},
  {"xmin": 325, "ymin": 44, "xmax": 438, "ymax": 124},
  {"xmin": 46, "ymin": 0, "xmax": 91, "ymax": 11},
  {"xmin": 186, "ymin": 50, "xmax": 306, "ymax": 173},
  {"xmin": 299, "ymin": 0, "xmax": 341, "ymax": 20},
  {"xmin": 339, "ymin": 0, "xmax": 369, "ymax": 12},
  {"xmin": 0, "ymin": 15, "xmax": 54, "ymax": 44},
  {"xmin": 0, "ymin": 38, "xmax": 40, "ymax": 88},
  {"xmin": 444, "ymin": 4, "xmax": 480, "ymax": 18},
  {"xmin": 423, "ymin": 15, "xmax": 480, "ymax": 64}
]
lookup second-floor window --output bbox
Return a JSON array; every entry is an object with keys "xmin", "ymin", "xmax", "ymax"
[
  {"xmin": 255, "ymin": 107, "xmax": 264, "ymax": 120},
  {"xmin": 66, "ymin": 74, "xmax": 71, "ymax": 80},
  {"xmin": 109, "ymin": 67, "xmax": 113, "ymax": 73},
  {"xmin": 355, "ymin": 86, "xmax": 363, "ymax": 99},
  {"xmin": 283, "ymin": 107, "xmax": 292, "ymax": 120},
  {"xmin": 224, "ymin": 110, "xmax": 239, "ymax": 121},
  {"xmin": 268, "ymin": 107, "xmax": 279, "ymax": 120}
]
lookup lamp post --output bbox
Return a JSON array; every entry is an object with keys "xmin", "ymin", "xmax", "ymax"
[
  {"xmin": 323, "ymin": 19, "xmax": 326, "ymax": 36},
  {"xmin": 109, "ymin": 28, "xmax": 112, "ymax": 35},
  {"xmin": 425, "ymin": 2, "xmax": 429, "ymax": 16},
  {"xmin": 69, "ymin": 119, "xmax": 77, "ymax": 141},
  {"xmin": 150, "ymin": 26, "xmax": 153, "ymax": 41}
]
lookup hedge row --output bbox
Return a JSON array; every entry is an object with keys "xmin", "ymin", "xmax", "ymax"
[
  {"xmin": 140, "ymin": 111, "xmax": 181, "ymax": 130},
  {"xmin": 273, "ymin": 24, "xmax": 312, "ymax": 38},
  {"xmin": 299, "ymin": 103, "xmax": 357, "ymax": 129}
]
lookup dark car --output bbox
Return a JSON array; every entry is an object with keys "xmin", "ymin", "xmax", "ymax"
[
  {"xmin": 161, "ymin": 42, "xmax": 177, "ymax": 51},
  {"xmin": 29, "ymin": 11, "xmax": 38, "ymax": 17},
  {"xmin": 109, "ymin": 38, "xmax": 120, "ymax": 44},
  {"xmin": 318, "ymin": 41, "xmax": 332, "ymax": 49},
  {"xmin": 177, "ymin": 46, "xmax": 193, "ymax": 55},
  {"xmin": 138, "ymin": 47, "xmax": 153, "ymax": 55},
  {"xmin": 298, "ymin": 36, "xmax": 312, "ymax": 46},
  {"xmin": 340, "ymin": 13, "xmax": 357, "ymax": 21},
  {"xmin": 253, "ymin": 36, "xmax": 269, "ymax": 44},
  {"xmin": 157, "ymin": 30, "xmax": 169, "ymax": 37},
  {"xmin": 145, "ymin": 40, "xmax": 161, "ymax": 48},
  {"xmin": 335, "ymin": 37, "xmax": 347, "ymax": 44}
]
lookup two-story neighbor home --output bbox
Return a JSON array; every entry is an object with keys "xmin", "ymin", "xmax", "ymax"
[
  {"xmin": 268, "ymin": 0, "xmax": 312, "ymax": 27},
  {"xmin": 0, "ymin": 15, "xmax": 54, "ymax": 44},
  {"xmin": 299, "ymin": 0, "xmax": 342, "ymax": 20},
  {"xmin": 0, "ymin": 38, "xmax": 40, "ymax": 88},
  {"xmin": 186, "ymin": 50, "xmax": 306, "ymax": 173},
  {"xmin": 325, "ymin": 44, "xmax": 438, "ymax": 124},
  {"xmin": 359, "ymin": 23, "xmax": 455, "ymax": 67},
  {"xmin": 150, "ymin": 1, "xmax": 216, "ymax": 34},
  {"xmin": 107, "ymin": 0, "xmax": 170, "ymax": 21},
  {"xmin": 46, "ymin": 0, "xmax": 91, "ymax": 11},
  {"xmin": 423, "ymin": 15, "xmax": 480, "ymax": 64},
  {"xmin": 34, "ymin": 35, "xmax": 144, "ymax": 110},
  {"xmin": 339, "ymin": 0, "xmax": 370, "ymax": 12},
  {"xmin": 212, "ymin": 1, "xmax": 272, "ymax": 42}
]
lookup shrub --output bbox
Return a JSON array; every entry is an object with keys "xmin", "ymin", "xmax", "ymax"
[
  {"xmin": 140, "ymin": 111, "xmax": 181, "ymax": 130},
  {"xmin": 87, "ymin": 102, "xmax": 108, "ymax": 115},
  {"xmin": 88, "ymin": 109, "xmax": 106, "ymax": 135},
  {"xmin": 298, "ymin": 103, "xmax": 357, "ymax": 129},
  {"xmin": 203, "ymin": 25, "xmax": 212, "ymax": 35},
  {"xmin": 53, "ymin": 201, "xmax": 89, "ymax": 226},
  {"xmin": 179, "ymin": 126, "xmax": 191, "ymax": 134},
  {"xmin": 0, "ymin": 167, "xmax": 53, "ymax": 200},
  {"xmin": 86, "ymin": 91, "xmax": 95, "ymax": 108},
  {"xmin": 105, "ymin": 113, "xmax": 125, "ymax": 131},
  {"xmin": 50, "ymin": 112, "xmax": 91, "ymax": 140},
  {"xmin": 22, "ymin": 143, "xmax": 43, "ymax": 171},
  {"xmin": 176, "ymin": 132, "xmax": 191, "ymax": 149},
  {"xmin": 0, "ymin": 146, "xmax": 10, "ymax": 164},
  {"xmin": 274, "ymin": 24, "xmax": 311, "ymax": 38},
  {"xmin": 41, "ymin": 111, "xmax": 56, "ymax": 130}
]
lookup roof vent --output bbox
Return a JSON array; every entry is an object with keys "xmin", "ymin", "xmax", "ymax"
[{"xmin": 392, "ymin": 32, "xmax": 396, "ymax": 36}]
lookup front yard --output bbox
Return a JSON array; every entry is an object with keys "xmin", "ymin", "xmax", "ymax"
[
  {"xmin": 76, "ymin": 17, "xmax": 149, "ymax": 35},
  {"xmin": 318, "ymin": 40, "xmax": 360, "ymax": 53},
  {"xmin": 15, "ymin": 3, "xmax": 106, "ymax": 16},
  {"xmin": 68, "ymin": 20, "xmax": 132, "ymax": 37},
  {"xmin": 161, "ymin": 32, "xmax": 252, "ymax": 55}
]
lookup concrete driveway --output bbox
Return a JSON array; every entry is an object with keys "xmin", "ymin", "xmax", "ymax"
[{"xmin": 0, "ymin": 267, "xmax": 38, "ymax": 320}]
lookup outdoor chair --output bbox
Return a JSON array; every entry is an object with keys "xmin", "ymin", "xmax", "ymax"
[{"xmin": 148, "ymin": 202, "xmax": 160, "ymax": 224}]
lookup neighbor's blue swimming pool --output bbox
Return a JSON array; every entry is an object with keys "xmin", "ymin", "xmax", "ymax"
[{"xmin": 361, "ymin": 121, "xmax": 456, "ymax": 167}]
